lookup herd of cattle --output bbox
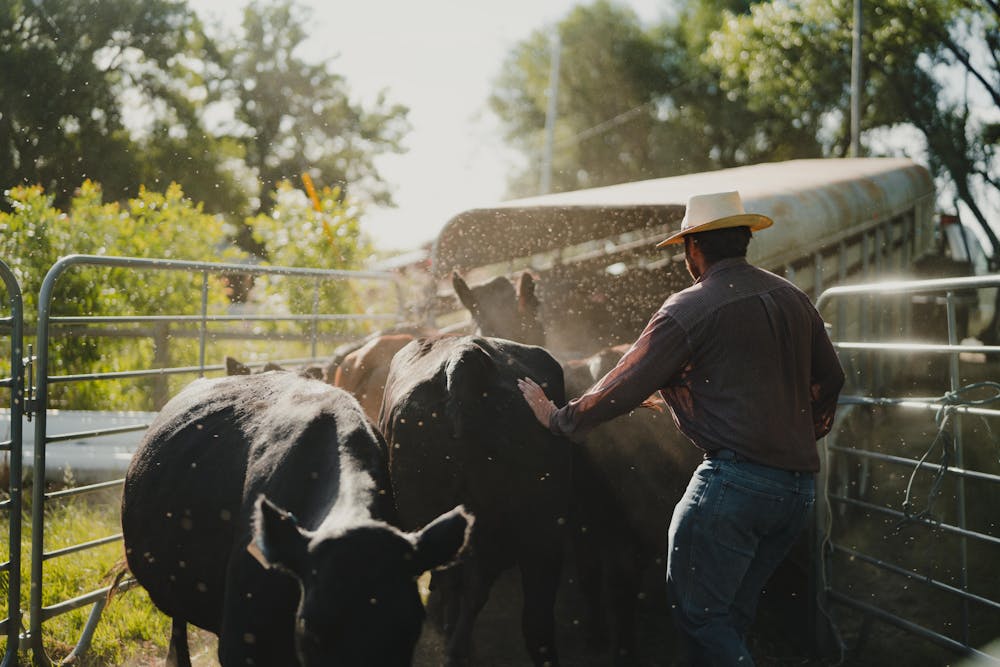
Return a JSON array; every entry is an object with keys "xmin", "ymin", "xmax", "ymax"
[{"xmin": 121, "ymin": 272, "xmax": 704, "ymax": 667}]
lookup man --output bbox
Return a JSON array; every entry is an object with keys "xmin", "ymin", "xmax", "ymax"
[{"xmin": 518, "ymin": 190, "xmax": 845, "ymax": 666}]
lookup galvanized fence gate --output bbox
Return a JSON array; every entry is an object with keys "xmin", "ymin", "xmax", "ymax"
[
  {"xmin": 0, "ymin": 254, "xmax": 405, "ymax": 665},
  {"xmin": 0, "ymin": 258, "xmax": 25, "ymax": 667},
  {"xmin": 815, "ymin": 275, "xmax": 1000, "ymax": 664}
]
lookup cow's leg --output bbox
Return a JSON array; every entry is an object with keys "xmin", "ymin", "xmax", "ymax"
[
  {"xmin": 165, "ymin": 617, "xmax": 192, "ymax": 667},
  {"xmin": 606, "ymin": 546, "xmax": 644, "ymax": 667},
  {"xmin": 519, "ymin": 548, "xmax": 562, "ymax": 667},
  {"xmin": 427, "ymin": 566, "xmax": 462, "ymax": 636},
  {"xmin": 444, "ymin": 559, "xmax": 496, "ymax": 667},
  {"xmin": 569, "ymin": 497, "xmax": 609, "ymax": 652},
  {"xmin": 218, "ymin": 552, "xmax": 299, "ymax": 666}
]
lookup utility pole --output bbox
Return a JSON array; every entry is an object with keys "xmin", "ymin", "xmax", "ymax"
[
  {"xmin": 850, "ymin": 0, "xmax": 862, "ymax": 157},
  {"xmin": 540, "ymin": 32, "xmax": 561, "ymax": 195}
]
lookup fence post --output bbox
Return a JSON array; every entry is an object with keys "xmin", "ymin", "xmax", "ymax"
[{"xmin": 0, "ymin": 260, "xmax": 24, "ymax": 667}]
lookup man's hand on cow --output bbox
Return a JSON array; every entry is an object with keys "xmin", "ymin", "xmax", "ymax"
[{"xmin": 518, "ymin": 377, "xmax": 556, "ymax": 429}]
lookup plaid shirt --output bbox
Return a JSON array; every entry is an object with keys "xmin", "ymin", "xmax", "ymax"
[{"xmin": 549, "ymin": 257, "xmax": 845, "ymax": 472}]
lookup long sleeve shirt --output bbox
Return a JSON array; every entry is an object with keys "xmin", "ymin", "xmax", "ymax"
[{"xmin": 549, "ymin": 257, "xmax": 845, "ymax": 472}]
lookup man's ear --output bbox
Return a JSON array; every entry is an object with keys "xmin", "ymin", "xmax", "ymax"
[
  {"xmin": 249, "ymin": 495, "xmax": 309, "ymax": 576},
  {"xmin": 409, "ymin": 505, "xmax": 474, "ymax": 574},
  {"xmin": 452, "ymin": 272, "xmax": 478, "ymax": 315}
]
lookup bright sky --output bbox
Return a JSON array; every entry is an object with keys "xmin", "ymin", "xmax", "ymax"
[{"xmin": 187, "ymin": 0, "xmax": 669, "ymax": 253}]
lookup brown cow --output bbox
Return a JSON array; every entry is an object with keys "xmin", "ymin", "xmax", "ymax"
[
  {"xmin": 333, "ymin": 333, "xmax": 416, "ymax": 423},
  {"xmin": 323, "ymin": 324, "xmax": 435, "ymax": 385}
]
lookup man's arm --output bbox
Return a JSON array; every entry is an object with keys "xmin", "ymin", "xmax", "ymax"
[
  {"xmin": 519, "ymin": 307, "xmax": 690, "ymax": 438},
  {"xmin": 811, "ymin": 315, "xmax": 846, "ymax": 439}
]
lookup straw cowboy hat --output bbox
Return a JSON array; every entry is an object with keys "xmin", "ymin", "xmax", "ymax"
[{"xmin": 656, "ymin": 190, "xmax": 773, "ymax": 247}]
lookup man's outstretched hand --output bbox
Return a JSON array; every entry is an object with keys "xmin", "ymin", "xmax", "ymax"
[{"xmin": 517, "ymin": 377, "xmax": 556, "ymax": 429}]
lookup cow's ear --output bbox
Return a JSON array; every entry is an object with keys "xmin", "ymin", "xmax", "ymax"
[
  {"xmin": 410, "ymin": 505, "xmax": 474, "ymax": 574},
  {"xmin": 517, "ymin": 272, "xmax": 539, "ymax": 311},
  {"xmin": 250, "ymin": 495, "xmax": 308, "ymax": 575},
  {"xmin": 452, "ymin": 272, "xmax": 478, "ymax": 315},
  {"xmin": 226, "ymin": 357, "xmax": 251, "ymax": 376}
]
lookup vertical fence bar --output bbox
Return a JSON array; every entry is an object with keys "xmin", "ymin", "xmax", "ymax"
[
  {"xmin": 814, "ymin": 251, "xmax": 824, "ymax": 301},
  {"xmin": 199, "ymin": 271, "xmax": 209, "ymax": 377},
  {"xmin": 946, "ymin": 291, "xmax": 971, "ymax": 644},
  {"xmin": 152, "ymin": 322, "xmax": 170, "ymax": 410},
  {"xmin": 311, "ymin": 277, "xmax": 321, "ymax": 360},
  {"xmin": 29, "ymin": 258, "xmax": 71, "ymax": 667},
  {"xmin": 0, "ymin": 261, "xmax": 24, "ymax": 667}
]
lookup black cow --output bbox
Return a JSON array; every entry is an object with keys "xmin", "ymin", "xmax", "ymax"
[
  {"xmin": 452, "ymin": 271, "xmax": 545, "ymax": 346},
  {"xmin": 121, "ymin": 370, "xmax": 473, "ymax": 667},
  {"xmin": 380, "ymin": 335, "xmax": 571, "ymax": 666},
  {"xmin": 224, "ymin": 355, "xmax": 324, "ymax": 380},
  {"xmin": 562, "ymin": 348, "xmax": 700, "ymax": 664},
  {"xmin": 454, "ymin": 272, "xmax": 700, "ymax": 665}
]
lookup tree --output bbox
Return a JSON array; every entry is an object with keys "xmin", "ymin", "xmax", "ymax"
[
  {"xmin": 704, "ymin": 0, "xmax": 1000, "ymax": 255},
  {"xmin": 647, "ymin": 0, "xmax": 823, "ymax": 172},
  {"xmin": 218, "ymin": 0, "xmax": 410, "ymax": 245},
  {"xmin": 488, "ymin": 0, "xmax": 823, "ymax": 198},
  {"xmin": 248, "ymin": 180, "xmax": 373, "ymax": 326},
  {"xmin": 1, "ymin": 0, "xmax": 412, "ymax": 261},
  {"xmin": 490, "ymin": 1, "xmax": 670, "ymax": 196},
  {"xmin": 0, "ymin": 0, "xmax": 244, "ymax": 213},
  {"xmin": 0, "ymin": 181, "xmax": 242, "ymax": 409}
]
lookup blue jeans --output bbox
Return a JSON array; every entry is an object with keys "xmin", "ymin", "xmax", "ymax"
[{"xmin": 666, "ymin": 453, "xmax": 815, "ymax": 666}]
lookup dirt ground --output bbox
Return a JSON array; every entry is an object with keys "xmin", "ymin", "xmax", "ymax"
[{"xmin": 123, "ymin": 557, "xmax": 823, "ymax": 667}]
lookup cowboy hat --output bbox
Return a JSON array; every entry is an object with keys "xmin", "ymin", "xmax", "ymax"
[{"xmin": 656, "ymin": 191, "xmax": 773, "ymax": 247}]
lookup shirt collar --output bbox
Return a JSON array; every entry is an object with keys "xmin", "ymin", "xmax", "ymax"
[{"xmin": 695, "ymin": 256, "xmax": 748, "ymax": 284}]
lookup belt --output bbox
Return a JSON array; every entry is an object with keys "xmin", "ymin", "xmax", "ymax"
[
  {"xmin": 703, "ymin": 449, "xmax": 807, "ymax": 477},
  {"xmin": 704, "ymin": 448, "xmax": 749, "ymax": 462}
]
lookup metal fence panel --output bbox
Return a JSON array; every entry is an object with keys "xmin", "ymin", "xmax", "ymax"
[
  {"xmin": 25, "ymin": 254, "xmax": 403, "ymax": 665},
  {"xmin": 815, "ymin": 275, "xmax": 1000, "ymax": 664}
]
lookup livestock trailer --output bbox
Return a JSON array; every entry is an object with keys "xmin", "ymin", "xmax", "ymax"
[
  {"xmin": 428, "ymin": 157, "xmax": 1000, "ymax": 663},
  {"xmin": 430, "ymin": 157, "xmax": 942, "ymax": 360}
]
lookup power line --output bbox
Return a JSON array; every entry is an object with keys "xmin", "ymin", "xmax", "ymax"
[{"xmin": 551, "ymin": 101, "xmax": 653, "ymax": 151}]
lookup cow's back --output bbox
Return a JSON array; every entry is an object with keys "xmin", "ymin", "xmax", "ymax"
[
  {"xmin": 563, "ymin": 346, "xmax": 700, "ymax": 554},
  {"xmin": 381, "ymin": 335, "xmax": 569, "ymax": 552},
  {"xmin": 121, "ymin": 372, "xmax": 381, "ymax": 633}
]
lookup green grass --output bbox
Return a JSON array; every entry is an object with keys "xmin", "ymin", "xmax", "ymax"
[{"xmin": 0, "ymin": 487, "xmax": 174, "ymax": 665}]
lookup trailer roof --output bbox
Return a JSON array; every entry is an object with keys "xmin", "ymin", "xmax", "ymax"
[{"xmin": 431, "ymin": 157, "xmax": 934, "ymax": 276}]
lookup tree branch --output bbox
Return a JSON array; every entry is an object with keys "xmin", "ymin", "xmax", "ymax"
[
  {"xmin": 934, "ymin": 24, "xmax": 1000, "ymax": 108},
  {"xmin": 973, "ymin": 166, "xmax": 1000, "ymax": 193}
]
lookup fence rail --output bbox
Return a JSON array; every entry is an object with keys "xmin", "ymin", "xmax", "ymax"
[{"xmin": 815, "ymin": 274, "xmax": 1000, "ymax": 663}]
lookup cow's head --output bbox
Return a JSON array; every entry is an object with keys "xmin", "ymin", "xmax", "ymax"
[
  {"xmin": 250, "ymin": 496, "xmax": 473, "ymax": 666},
  {"xmin": 452, "ymin": 271, "xmax": 545, "ymax": 346},
  {"xmin": 225, "ymin": 356, "xmax": 324, "ymax": 381}
]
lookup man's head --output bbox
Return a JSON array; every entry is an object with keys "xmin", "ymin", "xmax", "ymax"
[
  {"xmin": 683, "ymin": 226, "xmax": 752, "ymax": 280},
  {"xmin": 656, "ymin": 190, "xmax": 771, "ymax": 249}
]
